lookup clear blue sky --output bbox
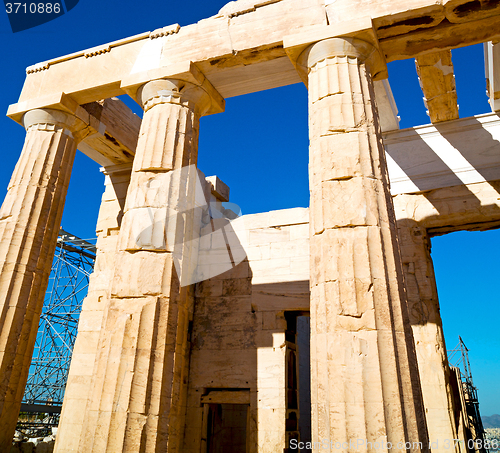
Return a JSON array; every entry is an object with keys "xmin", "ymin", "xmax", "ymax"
[{"xmin": 1, "ymin": 0, "xmax": 498, "ymax": 416}]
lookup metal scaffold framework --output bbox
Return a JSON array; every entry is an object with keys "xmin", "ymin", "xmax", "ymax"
[
  {"xmin": 17, "ymin": 229, "xmax": 96, "ymax": 435},
  {"xmin": 448, "ymin": 336, "xmax": 488, "ymax": 453}
]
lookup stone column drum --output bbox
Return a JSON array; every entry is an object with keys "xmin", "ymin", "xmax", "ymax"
[
  {"xmin": 299, "ymin": 38, "xmax": 430, "ymax": 451},
  {"xmin": 398, "ymin": 220, "xmax": 460, "ymax": 453},
  {"xmin": 0, "ymin": 109, "xmax": 88, "ymax": 450},
  {"xmin": 74, "ymin": 78, "xmax": 221, "ymax": 453}
]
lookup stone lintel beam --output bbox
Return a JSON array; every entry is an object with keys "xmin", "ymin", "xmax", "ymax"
[
  {"xmin": 13, "ymin": 0, "xmax": 500, "ymax": 106},
  {"xmin": 78, "ymin": 98, "xmax": 141, "ymax": 166},
  {"xmin": 485, "ymin": 41, "xmax": 500, "ymax": 112},
  {"xmin": 327, "ymin": 0, "xmax": 500, "ymax": 42},
  {"xmin": 328, "ymin": 0, "xmax": 500, "ymax": 61},
  {"xmin": 380, "ymin": 14, "xmax": 500, "ymax": 62},
  {"xmin": 11, "ymin": 0, "xmax": 500, "ymax": 104},
  {"xmin": 393, "ymin": 179, "xmax": 500, "ymax": 235},
  {"xmin": 7, "ymin": 94, "xmax": 141, "ymax": 167},
  {"xmin": 415, "ymin": 50, "xmax": 459, "ymax": 123},
  {"xmin": 383, "ymin": 112, "xmax": 500, "ymax": 196}
]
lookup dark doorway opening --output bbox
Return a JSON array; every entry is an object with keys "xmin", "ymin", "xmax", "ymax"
[
  {"xmin": 285, "ymin": 312, "xmax": 311, "ymax": 453},
  {"xmin": 206, "ymin": 403, "xmax": 248, "ymax": 453}
]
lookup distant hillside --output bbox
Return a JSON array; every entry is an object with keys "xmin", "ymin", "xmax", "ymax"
[{"xmin": 483, "ymin": 414, "xmax": 500, "ymax": 428}]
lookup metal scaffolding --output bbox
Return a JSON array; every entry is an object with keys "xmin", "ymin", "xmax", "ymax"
[
  {"xmin": 448, "ymin": 337, "xmax": 488, "ymax": 453},
  {"xmin": 18, "ymin": 229, "xmax": 96, "ymax": 435}
]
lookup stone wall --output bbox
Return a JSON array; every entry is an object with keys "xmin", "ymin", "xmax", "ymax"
[{"xmin": 183, "ymin": 207, "xmax": 309, "ymax": 452}]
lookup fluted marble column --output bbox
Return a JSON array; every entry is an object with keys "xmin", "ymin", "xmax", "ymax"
[
  {"xmin": 0, "ymin": 109, "xmax": 88, "ymax": 450},
  {"xmin": 398, "ymin": 220, "xmax": 460, "ymax": 453},
  {"xmin": 76, "ymin": 78, "xmax": 221, "ymax": 453},
  {"xmin": 299, "ymin": 38, "xmax": 429, "ymax": 451}
]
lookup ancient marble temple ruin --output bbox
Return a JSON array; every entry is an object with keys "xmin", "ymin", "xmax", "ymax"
[{"xmin": 1, "ymin": 0, "xmax": 500, "ymax": 451}]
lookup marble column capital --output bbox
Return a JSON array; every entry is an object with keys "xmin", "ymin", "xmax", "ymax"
[
  {"xmin": 121, "ymin": 61, "xmax": 224, "ymax": 116},
  {"xmin": 298, "ymin": 37, "xmax": 376, "ymax": 70},
  {"xmin": 137, "ymin": 78, "xmax": 216, "ymax": 116},
  {"xmin": 295, "ymin": 37, "xmax": 385, "ymax": 89},
  {"xmin": 284, "ymin": 22, "xmax": 388, "ymax": 85},
  {"xmin": 22, "ymin": 108, "xmax": 89, "ymax": 142}
]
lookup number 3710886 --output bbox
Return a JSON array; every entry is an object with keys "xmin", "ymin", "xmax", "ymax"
[{"xmin": 5, "ymin": 3, "xmax": 61, "ymax": 14}]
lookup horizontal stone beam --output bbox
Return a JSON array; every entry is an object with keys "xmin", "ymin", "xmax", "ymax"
[
  {"xmin": 380, "ymin": 14, "xmax": 500, "ymax": 62},
  {"xmin": 393, "ymin": 179, "xmax": 500, "ymax": 235},
  {"xmin": 79, "ymin": 98, "xmax": 140, "ymax": 166},
  {"xmin": 415, "ymin": 50, "xmax": 459, "ymax": 123},
  {"xmin": 383, "ymin": 112, "xmax": 500, "ymax": 195},
  {"xmin": 15, "ymin": 0, "xmax": 324, "ymax": 105},
  {"xmin": 11, "ymin": 0, "xmax": 500, "ymax": 106}
]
